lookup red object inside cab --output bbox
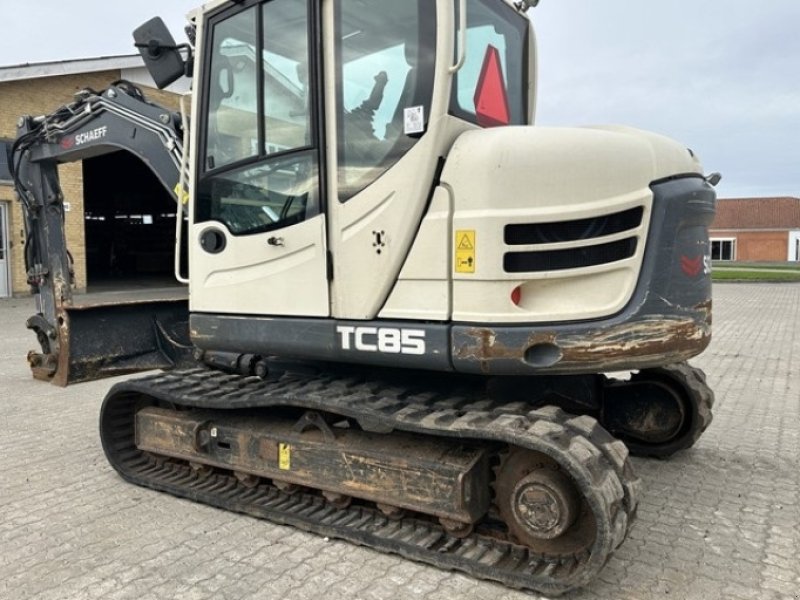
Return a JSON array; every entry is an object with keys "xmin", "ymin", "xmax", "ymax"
[{"xmin": 473, "ymin": 45, "xmax": 510, "ymax": 127}]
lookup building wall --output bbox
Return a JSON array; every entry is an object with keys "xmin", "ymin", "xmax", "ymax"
[
  {"xmin": 712, "ymin": 230, "xmax": 789, "ymax": 262},
  {"xmin": 0, "ymin": 71, "xmax": 180, "ymax": 296}
]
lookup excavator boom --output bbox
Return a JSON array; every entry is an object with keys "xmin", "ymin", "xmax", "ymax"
[{"xmin": 12, "ymin": 82, "xmax": 192, "ymax": 384}]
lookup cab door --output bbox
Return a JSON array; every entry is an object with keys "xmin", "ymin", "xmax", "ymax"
[
  {"xmin": 324, "ymin": 0, "xmax": 443, "ymax": 320},
  {"xmin": 190, "ymin": 0, "xmax": 329, "ymax": 317}
]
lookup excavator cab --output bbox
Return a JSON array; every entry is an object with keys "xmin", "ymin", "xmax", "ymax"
[{"xmin": 186, "ymin": 0, "xmax": 533, "ymax": 328}]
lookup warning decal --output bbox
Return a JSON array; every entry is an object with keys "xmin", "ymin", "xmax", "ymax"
[
  {"xmin": 455, "ymin": 230, "xmax": 476, "ymax": 274},
  {"xmin": 278, "ymin": 443, "xmax": 291, "ymax": 470}
]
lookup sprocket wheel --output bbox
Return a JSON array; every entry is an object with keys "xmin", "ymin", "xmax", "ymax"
[{"xmin": 494, "ymin": 448, "xmax": 597, "ymax": 558}]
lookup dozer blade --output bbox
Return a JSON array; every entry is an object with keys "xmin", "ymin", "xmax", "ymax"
[{"xmin": 27, "ymin": 294, "xmax": 193, "ymax": 386}]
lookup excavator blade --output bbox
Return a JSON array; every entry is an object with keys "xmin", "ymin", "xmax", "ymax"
[{"xmin": 27, "ymin": 294, "xmax": 192, "ymax": 386}]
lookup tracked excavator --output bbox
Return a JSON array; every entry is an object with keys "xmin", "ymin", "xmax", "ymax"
[{"xmin": 12, "ymin": 0, "xmax": 718, "ymax": 593}]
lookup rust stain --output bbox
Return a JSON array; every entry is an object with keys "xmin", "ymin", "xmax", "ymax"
[{"xmin": 455, "ymin": 304, "xmax": 712, "ymax": 372}]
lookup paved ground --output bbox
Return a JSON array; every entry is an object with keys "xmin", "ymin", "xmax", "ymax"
[{"xmin": 1, "ymin": 283, "xmax": 799, "ymax": 600}]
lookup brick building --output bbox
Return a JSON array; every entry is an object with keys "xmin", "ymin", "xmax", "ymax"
[
  {"xmin": 0, "ymin": 56, "xmax": 187, "ymax": 297},
  {"xmin": 710, "ymin": 197, "xmax": 800, "ymax": 263}
]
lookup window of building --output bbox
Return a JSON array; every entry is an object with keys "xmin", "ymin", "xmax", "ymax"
[
  {"xmin": 0, "ymin": 140, "xmax": 13, "ymax": 182},
  {"xmin": 711, "ymin": 238, "xmax": 736, "ymax": 261}
]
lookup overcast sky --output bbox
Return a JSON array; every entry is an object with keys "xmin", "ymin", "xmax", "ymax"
[{"xmin": 1, "ymin": 0, "xmax": 797, "ymax": 199}]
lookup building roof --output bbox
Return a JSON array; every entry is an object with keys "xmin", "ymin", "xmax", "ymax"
[
  {"xmin": 0, "ymin": 54, "xmax": 191, "ymax": 94},
  {"xmin": 712, "ymin": 197, "xmax": 800, "ymax": 230},
  {"xmin": 0, "ymin": 55, "xmax": 144, "ymax": 83}
]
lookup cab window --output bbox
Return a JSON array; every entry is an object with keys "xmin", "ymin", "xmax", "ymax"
[
  {"xmin": 198, "ymin": 0, "xmax": 319, "ymax": 236},
  {"xmin": 335, "ymin": 0, "xmax": 436, "ymax": 201},
  {"xmin": 451, "ymin": 0, "xmax": 529, "ymax": 127}
]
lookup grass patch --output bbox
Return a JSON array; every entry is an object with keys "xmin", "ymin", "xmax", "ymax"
[{"xmin": 713, "ymin": 263, "xmax": 800, "ymax": 272}]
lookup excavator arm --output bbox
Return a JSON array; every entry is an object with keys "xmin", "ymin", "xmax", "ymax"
[{"xmin": 13, "ymin": 81, "xmax": 192, "ymax": 385}]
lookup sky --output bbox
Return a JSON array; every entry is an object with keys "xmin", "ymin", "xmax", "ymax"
[
  {"xmin": 532, "ymin": 0, "xmax": 800, "ymax": 199},
  {"xmin": 1, "ymin": 0, "xmax": 798, "ymax": 199}
]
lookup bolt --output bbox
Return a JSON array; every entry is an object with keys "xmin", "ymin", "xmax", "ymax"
[
  {"xmin": 322, "ymin": 491, "xmax": 351, "ymax": 509},
  {"xmin": 273, "ymin": 480, "xmax": 300, "ymax": 495},
  {"xmin": 234, "ymin": 472, "xmax": 260, "ymax": 488}
]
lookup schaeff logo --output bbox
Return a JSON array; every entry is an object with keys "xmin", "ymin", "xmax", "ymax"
[{"xmin": 60, "ymin": 126, "xmax": 108, "ymax": 150}]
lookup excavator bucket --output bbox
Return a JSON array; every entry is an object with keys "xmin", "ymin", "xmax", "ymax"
[{"xmin": 27, "ymin": 292, "xmax": 192, "ymax": 386}]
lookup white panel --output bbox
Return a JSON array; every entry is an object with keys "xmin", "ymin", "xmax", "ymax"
[
  {"xmin": 452, "ymin": 266, "xmax": 638, "ymax": 323},
  {"xmin": 379, "ymin": 280, "xmax": 449, "ymax": 320},
  {"xmin": 442, "ymin": 125, "xmax": 702, "ymax": 323},
  {"xmin": 395, "ymin": 188, "xmax": 451, "ymax": 281},
  {"xmin": 190, "ymin": 214, "xmax": 329, "ymax": 316},
  {"xmin": 378, "ymin": 188, "xmax": 452, "ymax": 321}
]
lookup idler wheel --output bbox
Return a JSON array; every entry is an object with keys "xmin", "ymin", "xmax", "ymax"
[{"xmin": 602, "ymin": 362, "xmax": 714, "ymax": 458}]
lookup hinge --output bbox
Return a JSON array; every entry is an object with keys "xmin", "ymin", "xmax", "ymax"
[{"xmin": 326, "ymin": 250, "xmax": 334, "ymax": 281}]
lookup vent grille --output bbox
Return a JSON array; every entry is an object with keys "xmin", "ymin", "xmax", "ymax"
[
  {"xmin": 503, "ymin": 206, "xmax": 644, "ymax": 273},
  {"xmin": 504, "ymin": 207, "xmax": 644, "ymax": 245},
  {"xmin": 503, "ymin": 238, "xmax": 638, "ymax": 273}
]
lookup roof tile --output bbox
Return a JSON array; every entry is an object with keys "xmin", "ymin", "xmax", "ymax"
[{"xmin": 711, "ymin": 197, "xmax": 800, "ymax": 230}]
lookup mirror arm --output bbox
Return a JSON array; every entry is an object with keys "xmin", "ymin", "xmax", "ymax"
[{"xmin": 134, "ymin": 41, "xmax": 194, "ymax": 78}]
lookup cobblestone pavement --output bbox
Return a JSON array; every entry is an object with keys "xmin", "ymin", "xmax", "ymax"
[{"xmin": 1, "ymin": 283, "xmax": 799, "ymax": 600}]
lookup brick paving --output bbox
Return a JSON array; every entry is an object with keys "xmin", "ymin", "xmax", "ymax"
[{"xmin": 1, "ymin": 283, "xmax": 799, "ymax": 600}]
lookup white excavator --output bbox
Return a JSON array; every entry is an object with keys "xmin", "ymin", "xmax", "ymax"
[{"xmin": 12, "ymin": 0, "xmax": 717, "ymax": 593}]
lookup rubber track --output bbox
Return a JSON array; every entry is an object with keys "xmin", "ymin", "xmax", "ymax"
[
  {"xmin": 619, "ymin": 362, "xmax": 714, "ymax": 458},
  {"xmin": 100, "ymin": 368, "xmax": 640, "ymax": 595},
  {"xmin": 666, "ymin": 362, "xmax": 714, "ymax": 444}
]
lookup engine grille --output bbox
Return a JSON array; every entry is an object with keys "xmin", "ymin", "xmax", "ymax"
[{"xmin": 503, "ymin": 207, "xmax": 644, "ymax": 273}]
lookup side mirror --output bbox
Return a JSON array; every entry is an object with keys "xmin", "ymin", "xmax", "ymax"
[{"xmin": 133, "ymin": 17, "xmax": 187, "ymax": 89}]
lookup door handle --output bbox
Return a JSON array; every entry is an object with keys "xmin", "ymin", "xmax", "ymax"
[{"xmin": 267, "ymin": 236, "xmax": 284, "ymax": 247}]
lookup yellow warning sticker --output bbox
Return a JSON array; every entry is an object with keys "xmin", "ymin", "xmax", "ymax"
[
  {"xmin": 455, "ymin": 230, "xmax": 476, "ymax": 274},
  {"xmin": 278, "ymin": 443, "xmax": 291, "ymax": 471},
  {"xmin": 173, "ymin": 183, "xmax": 190, "ymax": 205}
]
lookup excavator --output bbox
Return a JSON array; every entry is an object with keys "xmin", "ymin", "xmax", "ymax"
[{"xmin": 11, "ymin": 0, "xmax": 717, "ymax": 594}]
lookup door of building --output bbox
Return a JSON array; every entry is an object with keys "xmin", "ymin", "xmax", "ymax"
[
  {"xmin": 790, "ymin": 231, "xmax": 800, "ymax": 262},
  {"xmin": 0, "ymin": 202, "xmax": 9, "ymax": 297}
]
